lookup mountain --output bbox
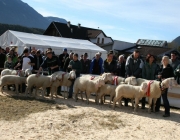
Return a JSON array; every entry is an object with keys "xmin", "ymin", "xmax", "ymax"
[
  {"xmin": 0, "ymin": 0, "xmax": 66, "ymax": 29},
  {"xmin": 46, "ymin": 17, "xmax": 67, "ymax": 24}
]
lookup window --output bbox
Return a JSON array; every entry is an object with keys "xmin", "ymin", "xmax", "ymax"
[
  {"xmin": 102, "ymin": 38, "xmax": 104, "ymax": 44},
  {"xmin": 97, "ymin": 38, "xmax": 100, "ymax": 44}
]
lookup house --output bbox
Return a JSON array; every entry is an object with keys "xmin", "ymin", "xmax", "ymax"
[
  {"xmin": 43, "ymin": 21, "xmax": 113, "ymax": 46},
  {"xmin": 100, "ymin": 40, "xmax": 136, "ymax": 54}
]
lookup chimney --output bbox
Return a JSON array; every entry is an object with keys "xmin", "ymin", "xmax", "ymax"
[
  {"xmin": 67, "ymin": 21, "xmax": 71, "ymax": 28},
  {"xmin": 78, "ymin": 23, "xmax": 81, "ymax": 28}
]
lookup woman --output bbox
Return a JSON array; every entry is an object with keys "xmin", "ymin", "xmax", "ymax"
[
  {"xmin": 116, "ymin": 55, "xmax": 125, "ymax": 77},
  {"xmin": 14, "ymin": 56, "xmax": 22, "ymax": 70},
  {"xmin": 156, "ymin": 56, "xmax": 174, "ymax": 117},
  {"xmin": 103, "ymin": 52, "xmax": 117, "ymax": 75},
  {"xmin": 141, "ymin": 54, "xmax": 159, "ymax": 109}
]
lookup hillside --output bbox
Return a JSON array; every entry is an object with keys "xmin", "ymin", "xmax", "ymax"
[
  {"xmin": 0, "ymin": 23, "xmax": 45, "ymax": 35},
  {"xmin": 0, "ymin": 0, "xmax": 66, "ymax": 29}
]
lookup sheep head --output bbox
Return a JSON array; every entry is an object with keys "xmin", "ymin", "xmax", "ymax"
[
  {"xmin": 95, "ymin": 78, "xmax": 105, "ymax": 88},
  {"xmin": 68, "ymin": 70, "xmax": 76, "ymax": 80},
  {"xmin": 102, "ymin": 73, "xmax": 112, "ymax": 82},
  {"xmin": 161, "ymin": 77, "xmax": 178, "ymax": 89},
  {"xmin": 24, "ymin": 69, "xmax": 32, "ymax": 77},
  {"xmin": 140, "ymin": 82, "xmax": 148, "ymax": 93},
  {"xmin": 125, "ymin": 76, "xmax": 137, "ymax": 85}
]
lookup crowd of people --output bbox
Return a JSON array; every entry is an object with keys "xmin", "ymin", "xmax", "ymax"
[{"xmin": 0, "ymin": 46, "xmax": 180, "ymax": 117}]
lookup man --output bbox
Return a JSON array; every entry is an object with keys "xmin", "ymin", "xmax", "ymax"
[
  {"xmin": 59, "ymin": 48, "xmax": 69, "ymax": 71},
  {"xmin": 36, "ymin": 49, "xmax": 60, "ymax": 96},
  {"xmin": 33, "ymin": 50, "xmax": 43, "ymax": 71},
  {"xmin": 116, "ymin": 55, "xmax": 126, "ymax": 77},
  {"xmin": 80, "ymin": 53, "xmax": 91, "ymax": 74},
  {"xmin": 68, "ymin": 53, "xmax": 82, "ymax": 98},
  {"xmin": 63, "ymin": 52, "xmax": 74, "ymax": 72},
  {"xmin": 103, "ymin": 52, "xmax": 117, "ymax": 74},
  {"xmin": 171, "ymin": 51, "xmax": 180, "ymax": 70},
  {"xmin": 5, "ymin": 47, "xmax": 10, "ymax": 54},
  {"xmin": 15, "ymin": 48, "xmax": 35, "ymax": 92},
  {"xmin": 125, "ymin": 49, "xmax": 144, "ymax": 106},
  {"xmin": 0, "ymin": 47, "xmax": 6, "ymax": 70},
  {"xmin": 90, "ymin": 52, "xmax": 103, "ymax": 75}
]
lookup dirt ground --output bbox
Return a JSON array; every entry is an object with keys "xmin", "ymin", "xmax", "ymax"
[{"xmin": 0, "ymin": 90, "xmax": 180, "ymax": 140}]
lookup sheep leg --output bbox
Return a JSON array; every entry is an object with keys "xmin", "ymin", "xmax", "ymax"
[
  {"xmin": 15, "ymin": 84, "xmax": 19, "ymax": 94},
  {"xmin": 152, "ymin": 98, "xmax": 157, "ymax": 112},
  {"xmin": 80, "ymin": 91, "xmax": 83, "ymax": 101},
  {"xmin": 134, "ymin": 98, "xmax": 139, "ymax": 112},
  {"xmin": 148, "ymin": 98, "xmax": 153, "ymax": 113},
  {"xmin": 86, "ymin": 92, "xmax": 90, "ymax": 104},
  {"xmin": 117, "ymin": 97, "xmax": 123, "ymax": 108},
  {"xmin": 74, "ymin": 92, "xmax": 78, "ymax": 102},
  {"xmin": 1, "ymin": 84, "xmax": 4, "ymax": 93},
  {"xmin": 112, "ymin": 96, "xmax": 119, "ymax": 110},
  {"xmin": 131, "ymin": 99, "xmax": 135, "ymax": 109},
  {"xmin": 109, "ymin": 93, "xmax": 114, "ymax": 107}
]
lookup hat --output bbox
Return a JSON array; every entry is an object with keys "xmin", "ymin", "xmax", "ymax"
[
  {"xmin": 63, "ymin": 48, "xmax": 67, "ymax": 52},
  {"xmin": 84, "ymin": 53, "xmax": 88, "ymax": 56},
  {"xmin": 46, "ymin": 50, "xmax": 52, "ymax": 54}
]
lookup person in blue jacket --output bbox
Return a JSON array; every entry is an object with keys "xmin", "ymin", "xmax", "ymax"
[{"xmin": 89, "ymin": 52, "xmax": 103, "ymax": 75}]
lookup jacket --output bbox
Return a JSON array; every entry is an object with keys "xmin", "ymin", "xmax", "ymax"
[
  {"xmin": 89, "ymin": 57, "xmax": 103, "ymax": 74},
  {"xmin": 158, "ymin": 64, "xmax": 174, "ymax": 79},
  {"xmin": 125, "ymin": 54, "xmax": 144, "ymax": 78},
  {"xmin": 142, "ymin": 63, "xmax": 159, "ymax": 80},
  {"xmin": 103, "ymin": 59, "xmax": 117, "ymax": 74},
  {"xmin": 69, "ymin": 60, "xmax": 82, "ymax": 76}
]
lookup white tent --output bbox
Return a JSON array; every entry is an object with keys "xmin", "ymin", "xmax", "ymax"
[{"xmin": 0, "ymin": 30, "xmax": 107, "ymax": 60}]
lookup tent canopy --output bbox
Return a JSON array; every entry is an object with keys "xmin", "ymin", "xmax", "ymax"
[{"xmin": 0, "ymin": 30, "xmax": 107, "ymax": 60}]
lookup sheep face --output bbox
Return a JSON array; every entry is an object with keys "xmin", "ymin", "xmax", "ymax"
[
  {"xmin": 24, "ymin": 69, "xmax": 32, "ymax": 77},
  {"xmin": 95, "ymin": 78, "xmax": 105, "ymax": 88},
  {"xmin": 102, "ymin": 73, "xmax": 112, "ymax": 82},
  {"xmin": 68, "ymin": 70, "xmax": 76, "ymax": 80},
  {"xmin": 125, "ymin": 77, "xmax": 137, "ymax": 85},
  {"xmin": 140, "ymin": 82, "xmax": 148, "ymax": 93}
]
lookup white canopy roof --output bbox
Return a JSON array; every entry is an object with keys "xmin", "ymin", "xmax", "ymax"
[{"xmin": 0, "ymin": 30, "xmax": 107, "ymax": 60}]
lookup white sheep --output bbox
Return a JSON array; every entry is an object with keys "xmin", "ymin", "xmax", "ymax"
[
  {"xmin": 97, "ymin": 84, "xmax": 116, "ymax": 106},
  {"xmin": 107, "ymin": 76, "xmax": 137, "ymax": 85},
  {"xmin": 50, "ymin": 71, "xmax": 76, "ymax": 99},
  {"xmin": 0, "ymin": 75, "xmax": 26, "ymax": 94},
  {"xmin": 24, "ymin": 69, "xmax": 32, "ymax": 77},
  {"xmin": 25, "ymin": 74, "xmax": 57, "ymax": 97},
  {"xmin": 136, "ymin": 77, "xmax": 178, "ymax": 113},
  {"xmin": 1, "ymin": 69, "xmax": 25, "ymax": 77},
  {"xmin": 73, "ymin": 77, "xmax": 105, "ymax": 104},
  {"xmin": 113, "ymin": 82, "xmax": 148, "ymax": 111}
]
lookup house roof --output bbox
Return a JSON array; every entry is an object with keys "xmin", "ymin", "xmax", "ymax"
[
  {"xmin": 124, "ymin": 46, "xmax": 173, "ymax": 57},
  {"xmin": 44, "ymin": 22, "xmax": 112, "ymax": 40},
  {"xmin": 137, "ymin": 39, "xmax": 167, "ymax": 47}
]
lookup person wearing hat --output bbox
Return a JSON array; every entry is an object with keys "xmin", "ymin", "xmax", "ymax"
[
  {"xmin": 36, "ymin": 49, "xmax": 60, "ymax": 96},
  {"xmin": 33, "ymin": 50, "xmax": 43, "ymax": 71},
  {"xmin": 89, "ymin": 52, "xmax": 104, "ymax": 75},
  {"xmin": 125, "ymin": 49, "xmax": 144, "ymax": 106},
  {"xmin": 0, "ymin": 47, "xmax": 6, "ymax": 70},
  {"xmin": 59, "ymin": 48, "xmax": 69, "ymax": 71},
  {"xmin": 80, "ymin": 53, "xmax": 91, "ymax": 74}
]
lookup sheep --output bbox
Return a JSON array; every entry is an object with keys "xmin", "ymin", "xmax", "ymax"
[
  {"xmin": 24, "ymin": 69, "xmax": 32, "ymax": 77},
  {"xmin": 50, "ymin": 71, "xmax": 76, "ymax": 99},
  {"xmin": 25, "ymin": 74, "xmax": 58, "ymax": 97},
  {"xmin": 113, "ymin": 82, "xmax": 148, "ymax": 111},
  {"xmin": 73, "ymin": 77, "xmax": 105, "ymax": 104},
  {"xmin": 81, "ymin": 73, "xmax": 113, "ymax": 83},
  {"xmin": 97, "ymin": 84, "xmax": 116, "ymax": 106},
  {"xmin": 136, "ymin": 77, "xmax": 178, "ymax": 113},
  {"xmin": 0, "ymin": 75, "xmax": 26, "ymax": 94},
  {"xmin": 1, "ymin": 69, "xmax": 25, "ymax": 77}
]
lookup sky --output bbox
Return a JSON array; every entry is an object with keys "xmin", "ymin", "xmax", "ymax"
[{"xmin": 21, "ymin": 0, "xmax": 180, "ymax": 43}]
